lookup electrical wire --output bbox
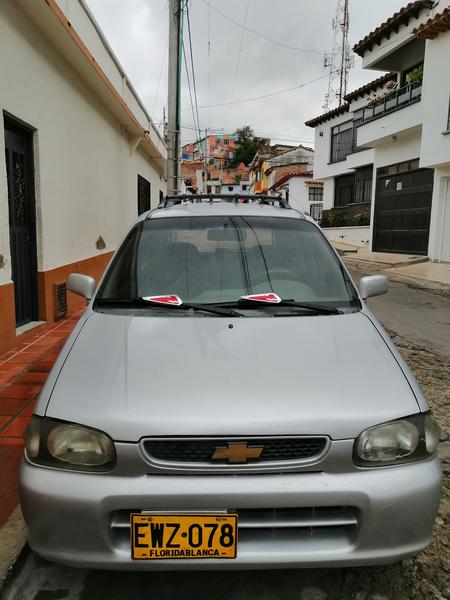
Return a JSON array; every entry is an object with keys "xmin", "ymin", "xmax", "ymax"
[
  {"xmin": 179, "ymin": 124, "xmax": 314, "ymax": 144},
  {"xmin": 224, "ymin": 0, "xmax": 250, "ymax": 128},
  {"xmin": 199, "ymin": 0, "xmax": 323, "ymax": 55},
  {"xmin": 151, "ymin": 37, "xmax": 168, "ymax": 117},
  {"xmin": 182, "ymin": 73, "xmax": 328, "ymax": 111},
  {"xmin": 185, "ymin": 1, "xmax": 202, "ymax": 143},
  {"xmin": 182, "ymin": 41, "xmax": 201, "ymax": 141}
]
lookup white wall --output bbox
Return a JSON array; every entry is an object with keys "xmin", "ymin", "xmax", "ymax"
[
  {"xmin": 322, "ymin": 178, "xmax": 334, "ymax": 211},
  {"xmin": 322, "ymin": 226, "xmax": 370, "ymax": 248},
  {"xmin": 53, "ymin": 0, "xmax": 165, "ymax": 158},
  {"xmin": 428, "ymin": 167, "xmax": 450, "ymax": 261},
  {"xmin": 419, "ymin": 27, "xmax": 450, "ymax": 261},
  {"xmin": 0, "ymin": 0, "xmax": 166, "ymax": 282},
  {"xmin": 420, "ymin": 32, "xmax": 450, "ymax": 169},
  {"xmin": 357, "ymin": 102, "xmax": 422, "ymax": 148},
  {"xmin": 288, "ymin": 177, "xmax": 310, "ymax": 212},
  {"xmin": 311, "ymin": 111, "xmax": 352, "ymax": 180}
]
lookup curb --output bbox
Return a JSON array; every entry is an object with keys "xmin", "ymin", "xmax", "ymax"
[
  {"xmin": 0, "ymin": 506, "xmax": 27, "ymax": 590},
  {"xmin": 342, "ymin": 258, "xmax": 450, "ymax": 297}
]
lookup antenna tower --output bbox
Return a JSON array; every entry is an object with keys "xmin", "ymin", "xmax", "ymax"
[{"xmin": 323, "ymin": 0, "xmax": 354, "ymax": 112}]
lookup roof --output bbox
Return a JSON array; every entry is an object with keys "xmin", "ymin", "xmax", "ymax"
[
  {"xmin": 413, "ymin": 7, "xmax": 450, "ymax": 38},
  {"xmin": 304, "ymin": 104, "xmax": 350, "ymax": 128},
  {"xmin": 271, "ymin": 165, "xmax": 313, "ymax": 191},
  {"xmin": 266, "ymin": 145, "xmax": 314, "ymax": 172},
  {"xmin": 353, "ymin": 0, "xmax": 434, "ymax": 56},
  {"xmin": 344, "ymin": 72, "xmax": 397, "ymax": 102}
]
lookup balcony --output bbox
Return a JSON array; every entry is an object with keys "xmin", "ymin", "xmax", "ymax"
[
  {"xmin": 355, "ymin": 83, "xmax": 423, "ymax": 148},
  {"xmin": 354, "ymin": 82, "xmax": 422, "ymax": 124}
]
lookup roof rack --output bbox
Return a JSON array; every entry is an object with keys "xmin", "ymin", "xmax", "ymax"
[{"xmin": 158, "ymin": 193, "xmax": 291, "ymax": 210}]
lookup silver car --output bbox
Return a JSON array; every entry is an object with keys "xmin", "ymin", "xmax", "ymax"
[{"xmin": 20, "ymin": 195, "xmax": 442, "ymax": 570}]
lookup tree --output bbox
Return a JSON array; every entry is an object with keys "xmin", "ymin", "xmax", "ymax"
[{"xmin": 230, "ymin": 126, "xmax": 264, "ymax": 167}]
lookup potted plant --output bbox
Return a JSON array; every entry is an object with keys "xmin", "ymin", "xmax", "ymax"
[{"xmin": 406, "ymin": 65, "xmax": 423, "ymax": 87}]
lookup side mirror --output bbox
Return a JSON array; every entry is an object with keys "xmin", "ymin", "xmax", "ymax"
[
  {"xmin": 358, "ymin": 275, "xmax": 388, "ymax": 300},
  {"xmin": 68, "ymin": 273, "xmax": 96, "ymax": 301}
]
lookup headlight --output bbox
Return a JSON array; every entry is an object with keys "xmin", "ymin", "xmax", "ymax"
[
  {"xmin": 24, "ymin": 416, "xmax": 116, "ymax": 472},
  {"xmin": 354, "ymin": 413, "xmax": 440, "ymax": 467}
]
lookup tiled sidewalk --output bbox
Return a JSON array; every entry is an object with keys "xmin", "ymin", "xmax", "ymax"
[{"xmin": 0, "ymin": 312, "xmax": 83, "ymax": 526}]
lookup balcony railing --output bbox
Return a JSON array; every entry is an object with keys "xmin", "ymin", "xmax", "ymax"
[{"xmin": 354, "ymin": 82, "xmax": 422, "ymax": 125}]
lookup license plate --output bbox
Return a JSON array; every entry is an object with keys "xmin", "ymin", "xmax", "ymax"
[{"xmin": 130, "ymin": 513, "xmax": 238, "ymax": 560}]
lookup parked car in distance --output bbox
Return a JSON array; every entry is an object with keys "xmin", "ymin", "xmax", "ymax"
[{"xmin": 20, "ymin": 195, "xmax": 442, "ymax": 570}]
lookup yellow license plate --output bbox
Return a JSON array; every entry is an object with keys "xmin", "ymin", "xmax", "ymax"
[{"xmin": 131, "ymin": 513, "xmax": 238, "ymax": 560}]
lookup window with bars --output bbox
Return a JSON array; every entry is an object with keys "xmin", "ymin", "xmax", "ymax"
[
  {"xmin": 334, "ymin": 166, "xmax": 373, "ymax": 208},
  {"xmin": 354, "ymin": 166, "xmax": 373, "ymax": 204},
  {"xmin": 310, "ymin": 203, "xmax": 323, "ymax": 222},
  {"xmin": 330, "ymin": 120, "xmax": 354, "ymax": 163},
  {"xmin": 137, "ymin": 175, "xmax": 151, "ymax": 215},
  {"xmin": 308, "ymin": 187, "xmax": 323, "ymax": 203},
  {"xmin": 334, "ymin": 174, "xmax": 354, "ymax": 207}
]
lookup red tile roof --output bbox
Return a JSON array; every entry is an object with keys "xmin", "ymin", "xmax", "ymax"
[
  {"xmin": 413, "ymin": 7, "xmax": 450, "ymax": 38},
  {"xmin": 344, "ymin": 72, "xmax": 397, "ymax": 102},
  {"xmin": 270, "ymin": 164, "xmax": 312, "ymax": 190},
  {"xmin": 305, "ymin": 103, "xmax": 349, "ymax": 128},
  {"xmin": 353, "ymin": 0, "xmax": 434, "ymax": 57}
]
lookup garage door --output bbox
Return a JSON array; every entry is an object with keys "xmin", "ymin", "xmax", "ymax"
[{"xmin": 373, "ymin": 160, "xmax": 433, "ymax": 255}]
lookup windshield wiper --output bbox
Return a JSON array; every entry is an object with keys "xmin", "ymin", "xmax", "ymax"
[
  {"xmin": 95, "ymin": 298, "xmax": 243, "ymax": 317},
  {"xmin": 217, "ymin": 298, "xmax": 341, "ymax": 315}
]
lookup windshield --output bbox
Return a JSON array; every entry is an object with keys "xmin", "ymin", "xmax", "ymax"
[{"xmin": 96, "ymin": 216, "xmax": 357, "ymax": 308}]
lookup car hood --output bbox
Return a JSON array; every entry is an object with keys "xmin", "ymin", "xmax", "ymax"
[{"xmin": 44, "ymin": 311, "xmax": 420, "ymax": 440}]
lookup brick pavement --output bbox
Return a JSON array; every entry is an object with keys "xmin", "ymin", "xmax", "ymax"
[{"xmin": 0, "ymin": 313, "xmax": 83, "ymax": 526}]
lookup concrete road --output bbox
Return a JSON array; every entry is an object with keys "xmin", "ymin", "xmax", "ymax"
[
  {"xmin": 2, "ymin": 275, "xmax": 449, "ymax": 600},
  {"xmin": 350, "ymin": 269, "xmax": 450, "ymax": 360}
]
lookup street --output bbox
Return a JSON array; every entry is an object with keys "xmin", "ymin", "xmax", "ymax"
[{"xmin": 2, "ymin": 274, "xmax": 448, "ymax": 600}]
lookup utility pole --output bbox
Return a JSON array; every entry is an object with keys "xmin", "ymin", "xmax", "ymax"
[
  {"xmin": 323, "ymin": 0, "xmax": 353, "ymax": 112},
  {"xmin": 167, "ymin": 0, "xmax": 182, "ymax": 195}
]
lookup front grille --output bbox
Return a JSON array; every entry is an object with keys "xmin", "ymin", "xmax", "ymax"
[
  {"xmin": 143, "ymin": 437, "xmax": 328, "ymax": 465},
  {"xmin": 109, "ymin": 506, "xmax": 359, "ymax": 552}
]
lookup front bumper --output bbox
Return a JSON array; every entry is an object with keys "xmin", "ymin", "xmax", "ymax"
[{"xmin": 20, "ymin": 454, "xmax": 442, "ymax": 570}]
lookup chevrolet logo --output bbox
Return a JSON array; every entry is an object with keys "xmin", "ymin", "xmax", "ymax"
[{"xmin": 211, "ymin": 442, "xmax": 264, "ymax": 464}]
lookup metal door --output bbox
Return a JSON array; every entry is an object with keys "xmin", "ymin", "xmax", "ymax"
[
  {"xmin": 4, "ymin": 118, "xmax": 38, "ymax": 327},
  {"xmin": 373, "ymin": 163, "xmax": 433, "ymax": 255}
]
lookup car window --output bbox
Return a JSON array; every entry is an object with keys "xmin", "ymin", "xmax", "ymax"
[{"xmin": 97, "ymin": 216, "xmax": 357, "ymax": 306}]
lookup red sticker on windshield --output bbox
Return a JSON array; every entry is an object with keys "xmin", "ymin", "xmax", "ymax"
[
  {"xmin": 241, "ymin": 293, "xmax": 281, "ymax": 303},
  {"xmin": 142, "ymin": 295, "xmax": 182, "ymax": 305}
]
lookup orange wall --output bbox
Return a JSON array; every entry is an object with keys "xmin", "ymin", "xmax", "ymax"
[
  {"xmin": 0, "ymin": 283, "xmax": 17, "ymax": 356},
  {"xmin": 0, "ymin": 252, "xmax": 113, "ymax": 357},
  {"xmin": 38, "ymin": 252, "xmax": 114, "ymax": 321}
]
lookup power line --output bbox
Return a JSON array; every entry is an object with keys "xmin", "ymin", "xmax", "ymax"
[
  {"xmin": 185, "ymin": 1, "xmax": 201, "ymax": 142},
  {"xmin": 276, "ymin": 120, "xmax": 307, "ymax": 133},
  {"xmin": 182, "ymin": 73, "xmax": 328, "ymax": 111},
  {"xmin": 179, "ymin": 124, "xmax": 314, "ymax": 144},
  {"xmin": 199, "ymin": 0, "xmax": 323, "ymax": 55},
  {"xmin": 182, "ymin": 41, "xmax": 201, "ymax": 142},
  {"xmin": 224, "ymin": 0, "xmax": 250, "ymax": 128},
  {"xmin": 151, "ymin": 37, "xmax": 168, "ymax": 116}
]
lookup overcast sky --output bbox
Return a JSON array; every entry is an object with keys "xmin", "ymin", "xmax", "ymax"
[{"xmin": 86, "ymin": 0, "xmax": 407, "ymax": 147}]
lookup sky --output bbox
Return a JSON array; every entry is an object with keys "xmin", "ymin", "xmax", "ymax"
[{"xmin": 85, "ymin": 0, "xmax": 407, "ymax": 147}]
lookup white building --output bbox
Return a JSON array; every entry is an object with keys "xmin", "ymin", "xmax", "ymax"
[
  {"xmin": 0, "ymin": 0, "xmax": 166, "ymax": 355},
  {"xmin": 266, "ymin": 146, "xmax": 324, "ymax": 220},
  {"xmin": 305, "ymin": 0, "xmax": 450, "ymax": 260}
]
